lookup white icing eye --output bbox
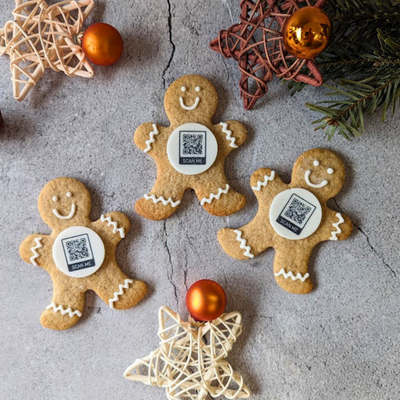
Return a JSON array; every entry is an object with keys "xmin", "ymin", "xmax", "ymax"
[
  {"xmin": 181, "ymin": 86, "xmax": 186, "ymax": 92},
  {"xmin": 195, "ymin": 86, "xmax": 201, "ymax": 92},
  {"xmin": 327, "ymin": 168, "xmax": 334, "ymax": 174},
  {"xmin": 66, "ymin": 192, "xmax": 72, "ymax": 197},
  {"xmin": 313, "ymin": 160, "xmax": 320, "ymax": 167},
  {"xmin": 52, "ymin": 196, "xmax": 58, "ymax": 202}
]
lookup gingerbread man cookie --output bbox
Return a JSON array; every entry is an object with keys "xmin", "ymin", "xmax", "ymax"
[
  {"xmin": 218, "ymin": 149, "xmax": 353, "ymax": 294},
  {"xmin": 134, "ymin": 75, "xmax": 247, "ymax": 220},
  {"xmin": 20, "ymin": 178, "xmax": 147, "ymax": 330}
]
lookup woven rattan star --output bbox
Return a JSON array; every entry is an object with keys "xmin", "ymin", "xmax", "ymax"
[
  {"xmin": 124, "ymin": 306, "xmax": 251, "ymax": 400},
  {"xmin": 0, "ymin": 0, "xmax": 94, "ymax": 101},
  {"xmin": 210, "ymin": 0, "xmax": 326, "ymax": 110}
]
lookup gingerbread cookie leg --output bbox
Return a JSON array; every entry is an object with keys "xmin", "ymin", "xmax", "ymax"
[
  {"xmin": 273, "ymin": 245, "xmax": 314, "ymax": 294},
  {"xmin": 41, "ymin": 286, "xmax": 86, "ymax": 330},
  {"xmin": 195, "ymin": 177, "xmax": 246, "ymax": 217},
  {"xmin": 94, "ymin": 263, "xmax": 147, "ymax": 310},
  {"xmin": 135, "ymin": 180, "xmax": 185, "ymax": 221}
]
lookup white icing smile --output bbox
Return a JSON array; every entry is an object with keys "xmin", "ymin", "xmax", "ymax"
[
  {"xmin": 53, "ymin": 203, "xmax": 76, "ymax": 220},
  {"xmin": 305, "ymin": 170, "xmax": 328, "ymax": 188},
  {"xmin": 179, "ymin": 96, "xmax": 200, "ymax": 111}
]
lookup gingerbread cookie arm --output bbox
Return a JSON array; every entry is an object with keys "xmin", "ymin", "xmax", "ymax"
[
  {"xmin": 92, "ymin": 212, "xmax": 131, "ymax": 243},
  {"xmin": 218, "ymin": 217, "xmax": 273, "ymax": 260},
  {"xmin": 315, "ymin": 209, "xmax": 353, "ymax": 244},
  {"xmin": 20, "ymin": 234, "xmax": 51, "ymax": 269},
  {"xmin": 214, "ymin": 121, "xmax": 247, "ymax": 153},
  {"xmin": 250, "ymin": 168, "xmax": 286, "ymax": 201},
  {"xmin": 134, "ymin": 122, "xmax": 163, "ymax": 155}
]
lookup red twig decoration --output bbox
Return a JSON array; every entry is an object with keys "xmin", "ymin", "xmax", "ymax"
[{"xmin": 210, "ymin": 0, "xmax": 326, "ymax": 110}]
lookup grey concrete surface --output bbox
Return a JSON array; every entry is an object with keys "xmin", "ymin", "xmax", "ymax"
[{"xmin": 1, "ymin": 1, "xmax": 400, "ymax": 399}]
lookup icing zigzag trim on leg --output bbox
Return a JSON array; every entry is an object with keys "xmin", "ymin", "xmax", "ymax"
[
  {"xmin": 274, "ymin": 269, "xmax": 309, "ymax": 282},
  {"xmin": 330, "ymin": 213, "xmax": 344, "ymax": 241},
  {"xmin": 233, "ymin": 229, "xmax": 254, "ymax": 258},
  {"xmin": 144, "ymin": 194, "xmax": 181, "ymax": 208},
  {"xmin": 46, "ymin": 302, "xmax": 82, "ymax": 318},
  {"xmin": 144, "ymin": 124, "xmax": 159, "ymax": 153},
  {"xmin": 251, "ymin": 171, "xmax": 275, "ymax": 191},
  {"xmin": 109, "ymin": 279, "xmax": 134, "ymax": 308},
  {"xmin": 200, "ymin": 184, "xmax": 230, "ymax": 206},
  {"xmin": 220, "ymin": 122, "xmax": 238, "ymax": 148},
  {"xmin": 100, "ymin": 214, "xmax": 125, "ymax": 238},
  {"xmin": 30, "ymin": 237, "xmax": 43, "ymax": 266}
]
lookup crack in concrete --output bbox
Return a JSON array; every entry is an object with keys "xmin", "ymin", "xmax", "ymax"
[
  {"xmin": 353, "ymin": 222, "xmax": 396, "ymax": 278},
  {"xmin": 163, "ymin": 220, "xmax": 179, "ymax": 306},
  {"xmin": 88, "ymin": 306, "xmax": 102, "ymax": 314},
  {"xmin": 331, "ymin": 198, "xmax": 343, "ymax": 213},
  {"xmin": 181, "ymin": 234, "xmax": 190, "ymax": 293},
  {"xmin": 183, "ymin": 267, "xmax": 189, "ymax": 292},
  {"xmin": 176, "ymin": 214, "xmax": 204, "ymax": 292},
  {"xmin": 332, "ymin": 198, "xmax": 396, "ymax": 278},
  {"xmin": 248, "ymin": 314, "xmax": 273, "ymax": 321},
  {"xmin": 162, "ymin": 0, "xmax": 176, "ymax": 88}
]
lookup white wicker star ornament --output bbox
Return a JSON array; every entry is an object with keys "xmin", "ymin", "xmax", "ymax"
[
  {"xmin": 124, "ymin": 306, "xmax": 251, "ymax": 400},
  {"xmin": 0, "ymin": 0, "xmax": 94, "ymax": 101}
]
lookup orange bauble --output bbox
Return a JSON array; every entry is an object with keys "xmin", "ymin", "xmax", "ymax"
[
  {"xmin": 186, "ymin": 279, "xmax": 226, "ymax": 322},
  {"xmin": 81, "ymin": 23, "xmax": 123, "ymax": 66},
  {"xmin": 283, "ymin": 6, "xmax": 331, "ymax": 59}
]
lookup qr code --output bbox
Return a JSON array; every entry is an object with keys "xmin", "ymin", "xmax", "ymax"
[
  {"xmin": 283, "ymin": 197, "xmax": 312, "ymax": 225},
  {"xmin": 65, "ymin": 238, "xmax": 90, "ymax": 261},
  {"xmin": 182, "ymin": 134, "xmax": 203, "ymax": 155}
]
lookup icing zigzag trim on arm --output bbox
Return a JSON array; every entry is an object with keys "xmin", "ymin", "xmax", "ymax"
[
  {"xmin": 144, "ymin": 194, "xmax": 181, "ymax": 208},
  {"xmin": 330, "ymin": 212, "xmax": 345, "ymax": 241},
  {"xmin": 274, "ymin": 269, "xmax": 309, "ymax": 282},
  {"xmin": 144, "ymin": 124, "xmax": 159, "ymax": 153},
  {"xmin": 233, "ymin": 229, "xmax": 254, "ymax": 259},
  {"xmin": 30, "ymin": 237, "xmax": 43, "ymax": 266},
  {"xmin": 220, "ymin": 122, "xmax": 238, "ymax": 148},
  {"xmin": 109, "ymin": 279, "xmax": 134, "ymax": 308},
  {"xmin": 251, "ymin": 171, "xmax": 275, "ymax": 191},
  {"xmin": 46, "ymin": 302, "xmax": 82, "ymax": 318},
  {"xmin": 200, "ymin": 184, "xmax": 230, "ymax": 206},
  {"xmin": 100, "ymin": 214, "xmax": 125, "ymax": 238}
]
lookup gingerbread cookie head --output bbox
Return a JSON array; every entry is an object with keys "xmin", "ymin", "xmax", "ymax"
[
  {"xmin": 291, "ymin": 148, "xmax": 346, "ymax": 201},
  {"xmin": 164, "ymin": 75, "xmax": 218, "ymax": 124},
  {"xmin": 38, "ymin": 177, "xmax": 91, "ymax": 229}
]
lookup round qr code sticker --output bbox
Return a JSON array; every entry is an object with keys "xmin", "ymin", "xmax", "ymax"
[
  {"xmin": 269, "ymin": 188, "xmax": 322, "ymax": 240},
  {"xmin": 167, "ymin": 122, "xmax": 218, "ymax": 175},
  {"xmin": 52, "ymin": 226, "xmax": 105, "ymax": 278}
]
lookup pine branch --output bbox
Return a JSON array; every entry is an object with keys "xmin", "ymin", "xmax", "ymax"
[
  {"xmin": 306, "ymin": 75, "xmax": 400, "ymax": 140},
  {"xmin": 326, "ymin": 0, "xmax": 400, "ymax": 23},
  {"xmin": 285, "ymin": 0, "xmax": 400, "ymax": 139}
]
